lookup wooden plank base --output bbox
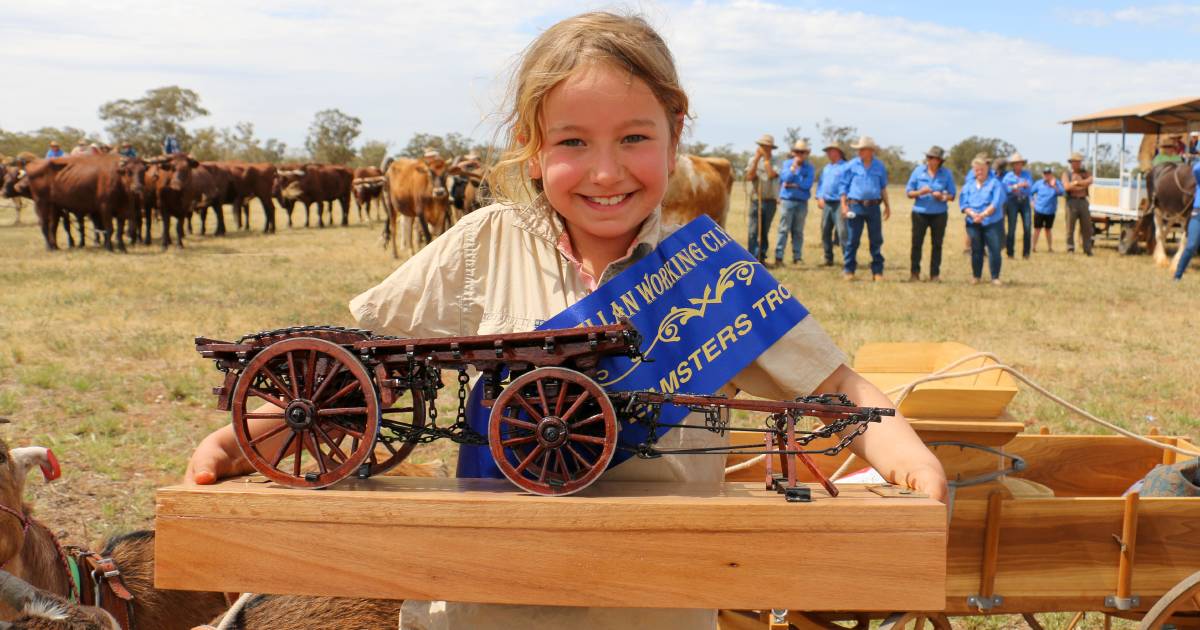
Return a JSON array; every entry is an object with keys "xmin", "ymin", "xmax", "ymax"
[{"xmin": 156, "ymin": 477, "xmax": 945, "ymax": 611}]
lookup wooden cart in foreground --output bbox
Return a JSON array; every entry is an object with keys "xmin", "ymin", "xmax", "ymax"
[{"xmin": 724, "ymin": 342, "xmax": 1200, "ymax": 630}]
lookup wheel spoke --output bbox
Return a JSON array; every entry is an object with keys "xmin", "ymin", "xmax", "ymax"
[
  {"xmin": 554, "ymin": 379, "xmax": 568, "ymax": 417},
  {"xmin": 501, "ymin": 435, "xmax": 536, "ymax": 448},
  {"xmin": 293, "ymin": 446, "xmax": 302, "ymax": 477},
  {"xmin": 286, "ymin": 351, "xmax": 299, "ymax": 399},
  {"xmin": 304, "ymin": 350, "xmax": 317, "ymax": 398},
  {"xmin": 380, "ymin": 406, "xmax": 415, "ymax": 414},
  {"xmin": 317, "ymin": 406, "xmax": 368, "ymax": 416},
  {"xmin": 570, "ymin": 413, "xmax": 603, "ymax": 430},
  {"xmin": 312, "ymin": 364, "xmax": 347, "ymax": 404},
  {"xmin": 570, "ymin": 434, "xmax": 607, "ymax": 445},
  {"xmin": 555, "ymin": 449, "xmax": 569, "ymax": 481},
  {"xmin": 319, "ymin": 380, "xmax": 358, "ymax": 406},
  {"xmin": 559, "ymin": 390, "xmax": 591, "ymax": 423},
  {"xmin": 313, "ymin": 423, "xmax": 348, "ymax": 463},
  {"xmin": 261, "ymin": 367, "xmax": 294, "ymax": 403},
  {"xmin": 566, "ymin": 443, "xmax": 594, "ymax": 469},
  {"xmin": 248, "ymin": 387, "xmax": 288, "ymax": 410},
  {"xmin": 333, "ymin": 423, "xmax": 364, "ymax": 440},
  {"xmin": 244, "ymin": 411, "xmax": 286, "ymax": 420},
  {"xmin": 537, "ymin": 450, "xmax": 552, "ymax": 483},
  {"xmin": 535, "ymin": 379, "xmax": 551, "ymax": 417},
  {"xmin": 502, "ymin": 415, "xmax": 537, "ymax": 431},
  {"xmin": 271, "ymin": 430, "xmax": 297, "ymax": 469},
  {"xmin": 514, "ymin": 445, "xmax": 545, "ymax": 474},
  {"xmin": 248, "ymin": 421, "xmax": 290, "ymax": 447},
  {"xmin": 304, "ymin": 432, "xmax": 328, "ymax": 475},
  {"xmin": 513, "ymin": 395, "xmax": 544, "ymax": 422}
]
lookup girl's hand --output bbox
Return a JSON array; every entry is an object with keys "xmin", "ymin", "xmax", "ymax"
[
  {"xmin": 903, "ymin": 464, "xmax": 949, "ymax": 503},
  {"xmin": 184, "ymin": 425, "xmax": 254, "ymax": 485},
  {"xmin": 817, "ymin": 198, "xmax": 825, "ymax": 209}
]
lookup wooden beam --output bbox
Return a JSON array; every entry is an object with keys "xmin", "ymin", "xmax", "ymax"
[{"xmin": 156, "ymin": 478, "xmax": 946, "ymax": 611}]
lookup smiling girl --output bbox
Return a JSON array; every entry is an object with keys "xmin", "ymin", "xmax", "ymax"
[{"xmin": 185, "ymin": 12, "xmax": 946, "ymax": 629}]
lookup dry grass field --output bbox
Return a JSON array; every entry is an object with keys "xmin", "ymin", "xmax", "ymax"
[{"xmin": 0, "ymin": 186, "xmax": 1196, "ymax": 626}]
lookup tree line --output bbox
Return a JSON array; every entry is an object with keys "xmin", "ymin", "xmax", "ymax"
[{"xmin": 2, "ymin": 85, "xmax": 1124, "ymax": 179}]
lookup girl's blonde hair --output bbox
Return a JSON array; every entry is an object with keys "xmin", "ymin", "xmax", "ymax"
[{"xmin": 488, "ymin": 12, "xmax": 691, "ymax": 203}]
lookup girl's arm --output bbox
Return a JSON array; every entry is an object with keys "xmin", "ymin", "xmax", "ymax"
[{"xmin": 816, "ymin": 365, "xmax": 948, "ymax": 501}]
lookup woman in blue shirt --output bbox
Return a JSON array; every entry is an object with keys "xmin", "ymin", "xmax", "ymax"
[
  {"xmin": 960, "ymin": 157, "xmax": 1007, "ymax": 285},
  {"xmin": 904, "ymin": 145, "xmax": 956, "ymax": 282},
  {"xmin": 775, "ymin": 140, "xmax": 814, "ymax": 266},
  {"xmin": 1001, "ymin": 153, "xmax": 1034, "ymax": 259},
  {"xmin": 1173, "ymin": 160, "xmax": 1200, "ymax": 281},
  {"xmin": 1030, "ymin": 167, "xmax": 1064, "ymax": 253}
]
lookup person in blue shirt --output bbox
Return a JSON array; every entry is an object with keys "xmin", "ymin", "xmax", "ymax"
[
  {"xmin": 163, "ymin": 134, "xmax": 181, "ymax": 155},
  {"xmin": 815, "ymin": 143, "xmax": 849, "ymax": 267},
  {"xmin": 45, "ymin": 141, "xmax": 64, "ymax": 159},
  {"xmin": 960, "ymin": 157, "xmax": 1007, "ymax": 285},
  {"xmin": 1173, "ymin": 159, "xmax": 1200, "ymax": 280},
  {"xmin": 775, "ymin": 139, "xmax": 814, "ymax": 266},
  {"xmin": 118, "ymin": 142, "xmax": 137, "ymax": 158},
  {"xmin": 1001, "ymin": 152, "xmax": 1035, "ymax": 260},
  {"xmin": 1030, "ymin": 167, "xmax": 1064, "ymax": 253},
  {"xmin": 838, "ymin": 136, "xmax": 891, "ymax": 281},
  {"xmin": 904, "ymin": 145, "xmax": 956, "ymax": 282}
]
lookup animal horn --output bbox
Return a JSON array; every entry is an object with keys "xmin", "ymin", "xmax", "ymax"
[{"xmin": 0, "ymin": 570, "xmax": 36, "ymax": 611}]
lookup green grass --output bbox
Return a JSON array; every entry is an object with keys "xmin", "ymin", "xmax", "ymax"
[{"xmin": 0, "ymin": 190, "xmax": 1194, "ymax": 626}]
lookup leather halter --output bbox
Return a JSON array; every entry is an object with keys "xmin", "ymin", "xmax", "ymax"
[
  {"xmin": 0, "ymin": 502, "xmax": 31, "ymax": 570},
  {"xmin": 0, "ymin": 501, "xmax": 78, "ymax": 602}
]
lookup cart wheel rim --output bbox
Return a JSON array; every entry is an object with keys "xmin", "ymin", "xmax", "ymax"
[
  {"xmin": 489, "ymin": 367, "xmax": 616, "ymax": 496},
  {"xmin": 364, "ymin": 386, "xmax": 426, "ymax": 476},
  {"xmin": 231, "ymin": 337, "xmax": 380, "ymax": 489}
]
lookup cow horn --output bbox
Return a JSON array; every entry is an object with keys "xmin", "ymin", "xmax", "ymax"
[{"xmin": 0, "ymin": 570, "xmax": 36, "ymax": 611}]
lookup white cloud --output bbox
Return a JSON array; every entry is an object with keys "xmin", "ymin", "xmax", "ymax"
[
  {"xmin": 1063, "ymin": 3, "xmax": 1200, "ymax": 27},
  {"xmin": 3, "ymin": 0, "xmax": 1198, "ymax": 163}
]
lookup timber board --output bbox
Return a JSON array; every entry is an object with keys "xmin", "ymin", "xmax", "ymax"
[{"xmin": 155, "ymin": 478, "xmax": 945, "ymax": 610}]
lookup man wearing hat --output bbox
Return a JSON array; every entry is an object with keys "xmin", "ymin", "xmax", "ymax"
[
  {"xmin": 815, "ymin": 143, "xmax": 849, "ymax": 266},
  {"xmin": 1153, "ymin": 135, "xmax": 1184, "ymax": 166},
  {"xmin": 70, "ymin": 139, "xmax": 90, "ymax": 156},
  {"xmin": 838, "ymin": 135, "xmax": 890, "ymax": 281},
  {"xmin": 775, "ymin": 139, "xmax": 814, "ymax": 266},
  {"xmin": 118, "ymin": 142, "xmax": 137, "ymax": 159},
  {"xmin": 1030, "ymin": 166, "xmax": 1064, "ymax": 253},
  {"xmin": 1002, "ymin": 152, "xmax": 1034, "ymax": 259},
  {"xmin": 45, "ymin": 141, "xmax": 64, "ymax": 159},
  {"xmin": 905, "ymin": 145, "xmax": 957, "ymax": 282},
  {"xmin": 745, "ymin": 133, "xmax": 779, "ymax": 263},
  {"xmin": 1062, "ymin": 152, "xmax": 1094, "ymax": 256}
]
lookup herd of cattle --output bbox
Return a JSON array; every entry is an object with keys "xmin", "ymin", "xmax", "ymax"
[{"xmin": 0, "ymin": 151, "xmax": 733, "ymax": 257}]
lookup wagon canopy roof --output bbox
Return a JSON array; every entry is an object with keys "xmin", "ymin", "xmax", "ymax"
[{"xmin": 1061, "ymin": 96, "xmax": 1200, "ymax": 134}]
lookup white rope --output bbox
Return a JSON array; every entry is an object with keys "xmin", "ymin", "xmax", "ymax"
[
  {"xmin": 722, "ymin": 351, "xmax": 1200, "ymax": 477},
  {"xmin": 215, "ymin": 592, "xmax": 255, "ymax": 630}
]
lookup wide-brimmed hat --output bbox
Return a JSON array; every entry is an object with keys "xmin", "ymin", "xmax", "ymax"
[
  {"xmin": 850, "ymin": 135, "xmax": 878, "ymax": 151},
  {"xmin": 1158, "ymin": 136, "xmax": 1179, "ymax": 148},
  {"xmin": 423, "ymin": 149, "xmax": 441, "ymax": 159},
  {"xmin": 924, "ymin": 145, "xmax": 945, "ymax": 160},
  {"xmin": 755, "ymin": 134, "xmax": 777, "ymax": 149},
  {"xmin": 822, "ymin": 144, "xmax": 844, "ymax": 156},
  {"xmin": 76, "ymin": 139, "xmax": 87, "ymax": 146},
  {"xmin": 1008, "ymin": 152, "xmax": 1027, "ymax": 164},
  {"xmin": 49, "ymin": 141, "xmax": 60, "ymax": 147},
  {"xmin": 1068, "ymin": 151, "xmax": 1085, "ymax": 162},
  {"xmin": 1042, "ymin": 166, "xmax": 1053, "ymax": 174},
  {"xmin": 791, "ymin": 139, "xmax": 810, "ymax": 153}
]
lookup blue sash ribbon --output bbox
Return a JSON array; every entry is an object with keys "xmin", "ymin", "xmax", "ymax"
[{"xmin": 457, "ymin": 215, "xmax": 810, "ymax": 478}]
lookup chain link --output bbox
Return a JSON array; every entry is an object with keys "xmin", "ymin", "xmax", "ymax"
[{"xmin": 238, "ymin": 324, "xmax": 375, "ymax": 344}]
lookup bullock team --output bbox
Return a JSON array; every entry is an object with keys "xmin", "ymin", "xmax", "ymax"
[{"xmin": 2, "ymin": 146, "xmax": 732, "ymax": 258}]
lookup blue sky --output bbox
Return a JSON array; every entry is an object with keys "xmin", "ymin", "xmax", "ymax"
[{"xmin": 3, "ymin": 1, "xmax": 1199, "ymax": 164}]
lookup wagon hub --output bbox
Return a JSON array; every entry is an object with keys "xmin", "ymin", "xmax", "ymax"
[
  {"xmin": 536, "ymin": 416, "xmax": 569, "ymax": 448},
  {"xmin": 284, "ymin": 399, "xmax": 316, "ymax": 430}
]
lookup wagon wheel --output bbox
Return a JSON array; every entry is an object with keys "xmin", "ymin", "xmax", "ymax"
[
  {"xmin": 231, "ymin": 337, "xmax": 380, "ymax": 489},
  {"xmin": 353, "ymin": 386, "xmax": 426, "ymax": 477},
  {"xmin": 1140, "ymin": 569, "xmax": 1200, "ymax": 630},
  {"xmin": 488, "ymin": 367, "xmax": 616, "ymax": 496}
]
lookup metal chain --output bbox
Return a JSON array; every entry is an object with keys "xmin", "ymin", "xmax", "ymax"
[{"xmin": 238, "ymin": 324, "xmax": 375, "ymax": 344}]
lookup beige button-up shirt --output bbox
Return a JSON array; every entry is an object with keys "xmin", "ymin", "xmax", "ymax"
[{"xmin": 350, "ymin": 201, "xmax": 847, "ymax": 630}]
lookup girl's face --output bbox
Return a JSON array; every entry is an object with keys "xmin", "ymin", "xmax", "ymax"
[{"xmin": 529, "ymin": 62, "xmax": 676, "ymax": 246}]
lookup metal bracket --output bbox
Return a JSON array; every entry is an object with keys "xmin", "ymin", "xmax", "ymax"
[
  {"xmin": 967, "ymin": 594, "xmax": 1004, "ymax": 610},
  {"xmin": 1104, "ymin": 595, "xmax": 1141, "ymax": 610}
]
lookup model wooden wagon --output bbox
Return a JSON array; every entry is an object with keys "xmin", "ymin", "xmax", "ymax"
[
  {"xmin": 195, "ymin": 322, "xmax": 888, "ymax": 499},
  {"xmin": 723, "ymin": 342, "xmax": 1200, "ymax": 630}
]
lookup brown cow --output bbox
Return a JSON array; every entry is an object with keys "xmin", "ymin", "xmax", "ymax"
[
  {"xmin": 275, "ymin": 164, "xmax": 353, "ymax": 228},
  {"xmin": 661, "ymin": 154, "xmax": 734, "ymax": 227},
  {"xmin": 194, "ymin": 162, "xmax": 237, "ymax": 236},
  {"xmin": 148, "ymin": 154, "xmax": 206, "ymax": 249},
  {"xmin": 22, "ymin": 155, "xmax": 145, "ymax": 251},
  {"xmin": 352, "ymin": 166, "xmax": 384, "ymax": 223},
  {"xmin": 222, "ymin": 162, "xmax": 278, "ymax": 233},
  {"xmin": 381, "ymin": 157, "xmax": 451, "ymax": 258}
]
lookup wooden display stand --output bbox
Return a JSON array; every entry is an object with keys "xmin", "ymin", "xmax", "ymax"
[{"xmin": 155, "ymin": 477, "xmax": 946, "ymax": 611}]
